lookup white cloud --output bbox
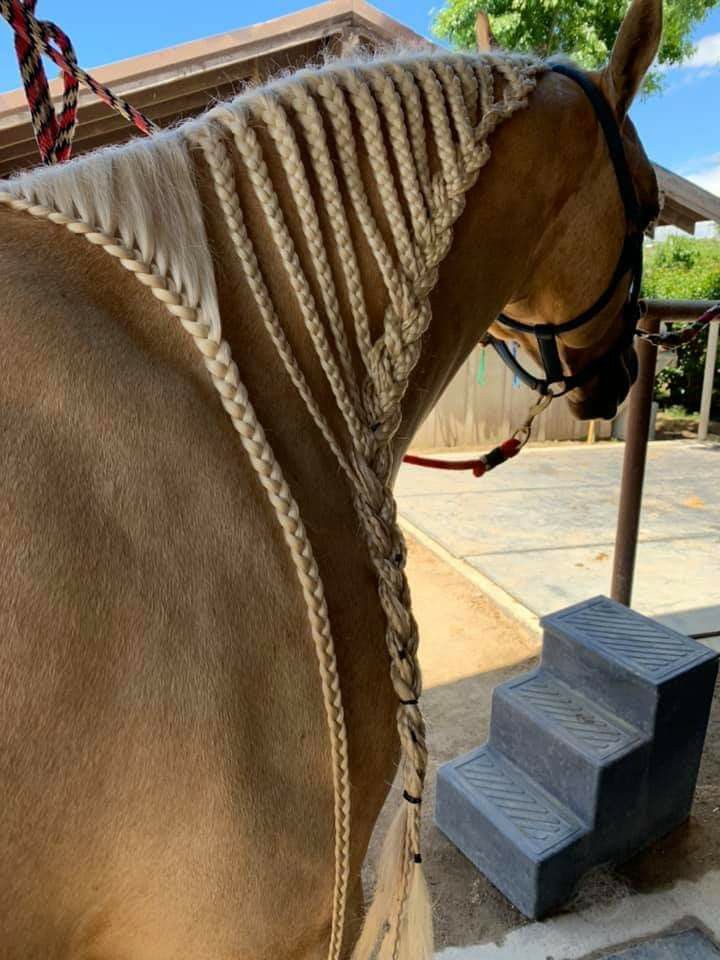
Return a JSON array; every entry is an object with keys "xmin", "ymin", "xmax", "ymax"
[
  {"xmin": 654, "ymin": 222, "xmax": 718, "ymax": 240},
  {"xmin": 684, "ymin": 32, "xmax": 720, "ymax": 69},
  {"xmin": 686, "ymin": 160, "xmax": 720, "ymax": 198},
  {"xmin": 663, "ymin": 32, "xmax": 720, "ymax": 85}
]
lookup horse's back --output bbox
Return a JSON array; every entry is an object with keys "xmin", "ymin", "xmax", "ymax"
[{"xmin": 0, "ymin": 210, "xmax": 335, "ymax": 959}]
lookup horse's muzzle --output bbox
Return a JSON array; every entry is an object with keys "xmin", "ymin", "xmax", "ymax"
[{"xmin": 565, "ymin": 344, "xmax": 639, "ymax": 421}]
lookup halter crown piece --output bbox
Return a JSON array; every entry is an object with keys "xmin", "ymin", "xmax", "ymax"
[{"xmin": 485, "ymin": 63, "xmax": 647, "ymax": 397}]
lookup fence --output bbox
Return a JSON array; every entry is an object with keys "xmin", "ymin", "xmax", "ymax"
[
  {"xmin": 410, "ymin": 342, "xmax": 612, "ymax": 449},
  {"xmin": 611, "ymin": 299, "xmax": 719, "ymax": 606}
]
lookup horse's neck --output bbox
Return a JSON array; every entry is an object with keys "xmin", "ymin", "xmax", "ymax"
[
  {"xmin": 396, "ymin": 86, "xmax": 570, "ymax": 458},
  {"xmin": 203, "ymin": 69, "xmax": 574, "ymax": 479}
]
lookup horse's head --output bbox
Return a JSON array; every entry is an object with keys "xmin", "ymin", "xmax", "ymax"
[{"xmin": 486, "ymin": 0, "xmax": 662, "ymax": 420}]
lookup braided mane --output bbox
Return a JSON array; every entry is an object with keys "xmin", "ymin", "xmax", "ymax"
[{"xmin": 0, "ymin": 49, "xmax": 544, "ymax": 960}]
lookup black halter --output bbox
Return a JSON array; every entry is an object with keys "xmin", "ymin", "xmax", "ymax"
[{"xmin": 485, "ymin": 64, "xmax": 646, "ymax": 397}]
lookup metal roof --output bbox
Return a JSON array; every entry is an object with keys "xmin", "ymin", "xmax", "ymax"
[{"xmin": 0, "ymin": 0, "xmax": 717, "ymax": 232}]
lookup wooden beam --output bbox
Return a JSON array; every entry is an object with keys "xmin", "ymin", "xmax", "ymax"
[
  {"xmin": 0, "ymin": 36, "xmax": 325, "ymax": 176},
  {"xmin": 0, "ymin": 0, "xmax": 435, "ymax": 177},
  {"xmin": 655, "ymin": 163, "xmax": 720, "ymax": 225},
  {"xmin": 658, "ymin": 197, "xmax": 698, "ymax": 234},
  {"xmin": 0, "ymin": 1, "xmax": 357, "ymax": 117}
]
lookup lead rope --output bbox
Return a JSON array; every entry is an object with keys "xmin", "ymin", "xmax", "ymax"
[
  {"xmin": 1, "ymin": 0, "xmax": 156, "ymax": 164},
  {"xmin": 635, "ymin": 303, "xmax": 720, "ymax": 349},
  {"xmin": 9, "ymin": 0, "xmax": 78, "ymax": 163},
  {"xmin": 403, "ymin": 394, "xmax": 552, "ymax": 476}
]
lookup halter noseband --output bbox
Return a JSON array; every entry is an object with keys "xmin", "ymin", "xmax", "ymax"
[{"xmin": 485, "ymin": 63, "xmax": 647, "ymax": 398}]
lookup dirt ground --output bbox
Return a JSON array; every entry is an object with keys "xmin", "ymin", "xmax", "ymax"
[{"xmin": 366, "ymin": 534, "xmax": 720, "ymax": 952}]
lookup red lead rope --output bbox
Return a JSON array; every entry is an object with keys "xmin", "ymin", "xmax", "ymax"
[
  {"xmin": 1, "ymin": 0, "xmax": 156, "ymax": 165},
  {"xmin": 637, "ymin": 303, "xmax": 720, "ymax": 349},
  {"xmin": 402, "ymin": 394, "xmax": 553, "ymax": 477},
  {"xmin": 9, "ymin": 0, "xmax": 78, "ymax": 163},
  {"xmin": 404, "ymin": 438, "xmax": 523, "ymax": 478}
]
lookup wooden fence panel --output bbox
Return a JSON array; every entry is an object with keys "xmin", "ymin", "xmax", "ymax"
[{"xmin": 410, "ymin": 345, "xmax": 612, "ymax": 449}]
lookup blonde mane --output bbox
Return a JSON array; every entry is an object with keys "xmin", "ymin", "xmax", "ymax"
[{"xmin": 0, "ymin": 49, "xmax": 544, "ymax": 960}]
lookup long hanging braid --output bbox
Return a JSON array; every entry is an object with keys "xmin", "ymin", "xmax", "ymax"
[
  {"xmin": 195, "ymin": 51, "xmax": 545, "ymax": 960},
  {"xmin": 0, "ymin": 50, "xmax": 544, "ymax": 960}
]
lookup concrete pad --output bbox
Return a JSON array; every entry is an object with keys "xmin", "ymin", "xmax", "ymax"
[
  {"xmin": 465, "ymin": 538, "xmax": 720, "ymax": 632},
  {"xmin": 397, "ymin": 440, "xmax": 720, "ymax": 637},
  {"xmin": 435, "ymin": 871, "xmax": 720, "ymax": 959}
]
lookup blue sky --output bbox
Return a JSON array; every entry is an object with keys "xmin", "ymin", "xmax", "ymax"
[{"xmin": 0, "ymin": 0, "xmax": 717, "ymax": 194}]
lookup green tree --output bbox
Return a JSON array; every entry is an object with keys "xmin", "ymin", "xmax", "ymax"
[
  {"xmin": 643, "ymin": 235, "xmax": 720, "ymax": 415},
  {"xmin": 433, "ymin": 0, "xmax": 719, "ymax": 93}
]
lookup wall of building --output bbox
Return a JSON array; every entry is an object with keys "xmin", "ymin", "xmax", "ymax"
[{"xmin": 410, "ymin": 343, "xmax": 612, "ymax": 449}]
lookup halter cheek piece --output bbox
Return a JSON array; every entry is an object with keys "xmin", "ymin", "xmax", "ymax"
[{"xmin": 485, "ymin": 64, "xmax": 648, "ymax": 398}]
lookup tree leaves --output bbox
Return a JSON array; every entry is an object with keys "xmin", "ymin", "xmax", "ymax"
[
  {"xmin": 644, "ymin": 236, "xmax": 720, "ymax": 413},
  {"xmin": 432, "ymin": 0, "xmax": 718, "ymax": 95}
]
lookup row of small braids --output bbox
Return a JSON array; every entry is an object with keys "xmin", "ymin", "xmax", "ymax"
[{"xmin": 191, "ymin": 51, "xmax": 543, "ymax": 960}]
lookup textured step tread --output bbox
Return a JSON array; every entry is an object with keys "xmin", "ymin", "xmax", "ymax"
[
  {"xmin": 502, "ymin": 671, "xmax": 645, "ymax": 760},
  {"xmin": 543, "ymin": 596, "xmax": 715, "ymax": 682},
  {"xmin": 452, "ymin": 746, "xmax": 586, "ymax": 857},
  {"xmin": 602, "ymin": 928, "xmax": 720, "ymax": 959}
]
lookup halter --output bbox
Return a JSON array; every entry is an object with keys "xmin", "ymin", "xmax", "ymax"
[{"xmin": 485, "ymin": 63, "xmax": 647, "ymax": 397}]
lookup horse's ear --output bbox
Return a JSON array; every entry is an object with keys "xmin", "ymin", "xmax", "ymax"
[
  {"xmin": 604, "ymin": 0, "xmax": 663, "ymax": 118},
  {"xmin": 475, "ymin": 11, "xmax": 497, "ymax": 52}
]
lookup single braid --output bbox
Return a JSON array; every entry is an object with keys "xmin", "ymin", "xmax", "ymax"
[
  {"xmin": 281, "ymin": 82, "xmax": 375, "ymax": 385},
  {"xmin": 189, "ymin": 122, "xmax": 355, "ymax": 479},
  {"xmin": 451, "ymin": 55, "xmax": 480, "ymax": 129},
  {"xmin": 252, "ymin": 92, "xmax": 362, "ymax": 413}
]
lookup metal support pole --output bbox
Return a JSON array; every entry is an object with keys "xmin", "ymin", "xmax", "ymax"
[
  {"xmin": 698, "ymin": 320, "xmax": 719, "ymax": 442},
  {"xmin": 639, "ymin": 299, "xmax": 718, "ymax": 321},
  {"xmin": 610, "ymin": 317, "xmax": 660, "ymax": 606}
]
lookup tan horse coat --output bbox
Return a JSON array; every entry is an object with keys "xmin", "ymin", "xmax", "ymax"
[{"xmin": 0, "ymin": 2, "xmax": 661, "ymax": 957}]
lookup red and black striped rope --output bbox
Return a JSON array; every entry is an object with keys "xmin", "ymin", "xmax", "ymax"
[
  {"xmin": 1, "ymin": 0, "xmax": 156, "ymax": 165},
  {"xmin": 637, "ymin": 303, "xmax": 720, "ymax": 350},
  {"xmin": 11, "ymin": 0, "xmax": 78, "ymax": 163}
]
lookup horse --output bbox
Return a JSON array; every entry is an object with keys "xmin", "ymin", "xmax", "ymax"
[{"xmin": 0, "ymin": 0, "xmax": 661, "ymax": 956}]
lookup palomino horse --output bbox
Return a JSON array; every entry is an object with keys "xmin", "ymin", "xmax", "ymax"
[{"xmin": 0, "ymin": 0, "xmax": 660, "ymax": 956}]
